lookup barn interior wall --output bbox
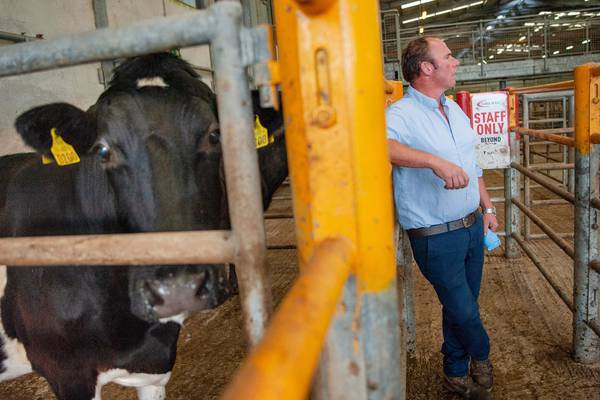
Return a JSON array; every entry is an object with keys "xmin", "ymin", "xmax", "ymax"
[{"xmin": 0, "ymin": 0, "xmax": 211, "ymax": 157}]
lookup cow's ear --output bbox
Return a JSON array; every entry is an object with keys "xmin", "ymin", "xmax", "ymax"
[{"xmin": 14, "ymin": 102, "xmax": 97, "ymax": 155}]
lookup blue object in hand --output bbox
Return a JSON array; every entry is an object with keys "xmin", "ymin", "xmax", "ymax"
[{"xmin": 484, "ymin": 230, "xmax": 501, "ymax": 251}]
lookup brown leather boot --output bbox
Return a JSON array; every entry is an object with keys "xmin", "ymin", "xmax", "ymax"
[
  {"xmin": 470, "ymin": 359, "xmax": 493, "ymax": 390},
  {"xmin": 443, "ymin": 374, "xmax": 491, "ymax": 400}
]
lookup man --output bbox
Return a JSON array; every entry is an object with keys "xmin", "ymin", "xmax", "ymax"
[{"xmin": 386, "ymin": 37, "xmax": 499, "ymax": 399}]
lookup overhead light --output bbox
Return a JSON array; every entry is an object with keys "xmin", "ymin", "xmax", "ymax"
[
  {"xmin": 401, "ymin": 0, "xmax": 483, "ymax": 24},
  {"xmin": 482, "ymin": 59, "xmax": 487, "ymax": 64},
  {"xmin": 518, "ymin": 36, "xmax": 526, "ymax": 42},
  {"xmin": 497, "ymin": 49, "xmax": 504, "ymax": 54},
  {"xmin": 534, "ymin": 28, "xmax": 541, "ymax": 32},
  {"xmin": 566, "ymin": 45, "xmax": 573, "ymax": 50},
  {"xmin": 489, "ymin": 55, "xmax": 494, "ymax": 59},
  {"xmin": 497, "ymin": 15, "xmax": 505, "ymax": 19},
  {"xmin": 507, "ymin": 44, "xmax": 513, "ymax": 49},
  {"xmin": 400, "ymin": 0, "xmax": 435, "ymax": 10},
  {"xmin": 538, "ymin": 11, "xmax": 552, "ymax": 15},
  {"xmin": 568, "ymin": 12, "xmax": 581, "ymax": 16},
  {"xmin": 542, "ymin": 54, "xmax": 547, "ymax": 58},
  {"xmin": 553, "ymin": 50, "xmax": 560, "ymax": 55},
  {"xmin": 422, "ymin": 10, "xmax": 427, "ymax": 18},
  {"xmin": 514, "ymin": 48, "xmax": 522, "ymax": 52},
  {"xmin": 582, "ymin": 39, "xmax": 591, "ymax": 44},
  {"xmin": 419, "ymin": 26, "xmax": 424, "ymax": 34},
  {"xmin": 524, "ymin": 22, "xmax": 535, "ymax": 26},
  {"xmin": 403, "ymin": 16, "xmax": 420, "ymax": 23},
  {"xmin": 486, "ymin": 25, "xmax": 493, "ymax": 30}
]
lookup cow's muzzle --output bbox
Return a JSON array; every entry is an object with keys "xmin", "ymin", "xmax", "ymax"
[{"xmin": 131, "ymin": 264, "xmax": 233, "ymax": 321}]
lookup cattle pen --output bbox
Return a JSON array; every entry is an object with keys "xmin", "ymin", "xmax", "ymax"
[{"xmin": 0, "ymin": 1, "xmax": 599, "ymax": 400}]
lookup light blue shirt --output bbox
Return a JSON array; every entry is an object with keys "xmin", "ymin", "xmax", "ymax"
[{"xmin": 386, "ymin": 86, "xmax": 482, "ymax": 229}]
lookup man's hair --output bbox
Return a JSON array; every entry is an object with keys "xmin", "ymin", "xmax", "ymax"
[{"xmin": 401, "ymin": 37, "xmax": 440, "ymax": 83}]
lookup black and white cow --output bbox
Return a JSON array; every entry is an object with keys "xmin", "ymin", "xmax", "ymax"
[{"xmin": 0, "ymin": 53, "xmax": 287, "ymax": 400}]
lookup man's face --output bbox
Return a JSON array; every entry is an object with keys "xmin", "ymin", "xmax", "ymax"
[{"xmin": 423, "ymin": 38, "xmax": 460, "ymax": 90}]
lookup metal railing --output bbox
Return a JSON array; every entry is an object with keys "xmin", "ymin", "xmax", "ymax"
[
  {"xmin": 381, "ymin": 7, "xmax": 600, "ymax": 73},
  {"xmin": 0, "ymin": 1, "xmax": 272, "ymax": 347},
  {"xmin": 504, "ymin": 69, "xmax": 600, "ymax": 363}
]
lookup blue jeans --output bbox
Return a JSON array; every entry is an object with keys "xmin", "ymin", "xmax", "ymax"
[{"xmin": 409, "ymin": 215, "xmax": 490, "ymax": 377}]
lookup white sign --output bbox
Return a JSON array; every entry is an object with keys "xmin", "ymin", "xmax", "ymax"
[{"xmin": 470, "ymin": 92, "xmax": 510, "ymax": 169}]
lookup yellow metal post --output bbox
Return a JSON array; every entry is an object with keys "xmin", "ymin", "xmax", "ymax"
[
  {"xmin": 573, "ymin": 63, "xmax": 600, "ymax": 363},
  {"xmin": 222, "ymin": 237, "xmax": 353, "ymax": 400},
  {"xmin": 273, "ymin": 0, "xmax": 402, "ymax": 398}
]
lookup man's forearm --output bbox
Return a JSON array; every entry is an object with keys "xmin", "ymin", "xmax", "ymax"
[
  {"xmin": 388, "ymin": 139, "xmax": 437, "ymax": 168},
  {"xmin": 388, "ymin": 139, "xmax": 470, "ymax": 190},
  {"xmin": 478, "ymin": 176, "xmax": 493, "ymax": 209}
]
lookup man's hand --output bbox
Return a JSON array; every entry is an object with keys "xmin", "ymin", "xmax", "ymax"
[
  {"xmin": 483, "ymin": 213, "xmax": 499, "ymax": 235},
  {"xmin": 430, "ymin": 158, "xmax": 470, "ymax": 189}
]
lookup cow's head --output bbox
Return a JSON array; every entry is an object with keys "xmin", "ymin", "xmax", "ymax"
[{"xmin": 13, "ymin": 54, "xmax": 233, "ymax": 322}]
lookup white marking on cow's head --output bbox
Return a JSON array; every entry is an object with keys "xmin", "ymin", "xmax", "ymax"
[{"xmin": 136, "ymin": 77, "xmax": 169, "ymax": 88}]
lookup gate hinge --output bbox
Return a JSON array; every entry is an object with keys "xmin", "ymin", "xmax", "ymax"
[{"xmin": 240, "ymin": 25, "xmax": 280, "ymax": 109}]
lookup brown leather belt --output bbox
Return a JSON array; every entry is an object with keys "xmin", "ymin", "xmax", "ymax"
[{"xmin": 407, "ymin": 210, "xmax": 480, "ymax": 238}]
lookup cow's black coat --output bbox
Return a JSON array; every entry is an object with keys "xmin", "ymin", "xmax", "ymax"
[{"xmin": 0, "ymin": 53, "xmax": 287, "ymax": 400}]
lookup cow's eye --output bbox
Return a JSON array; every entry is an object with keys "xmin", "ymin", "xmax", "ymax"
[
  {"xmin": 96, "ymin": 144, "xmax": 111, "ymax": 162},
  {"xmin": 208, "ymin": 130, "xmax": 220, "ymax": 145}
]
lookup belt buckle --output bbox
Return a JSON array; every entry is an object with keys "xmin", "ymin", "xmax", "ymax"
[{"xmin": 461, "ymin": 215, "xmax": 469, "ymax": 227}]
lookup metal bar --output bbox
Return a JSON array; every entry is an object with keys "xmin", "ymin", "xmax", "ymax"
[
  {"xmin": 511, "ymin": 162, "xmax": 575, "ymax": 204},
  {"xmin": 528, "ymin": 118, "xmax": 570, "ymax": 124},
  {"xmin": 514, "ymin": 127, "xmax": 575, "ymax": 147},
  {"xmin": 531, "ymin": 199, "xmax": 571, "ymax": 206},
  {"xmin": 92, "ymin": 0, "xmax": 114, "ymax": 87},
  {"xmin": 528, "ymin": 233, "xmax": 574, "ymax": 240},
  {"xmin": 0, "ymin": 30, "xmax": 38, "ymax": 43},
  {"xmin": 512, "ymin": 198, "xmax": 574, "ymax": 260},
  {"xmin": 395, "ymin": 224, "xmax": 416, "ymax": 356},
  {"xmin": 526, "ymin": 127, "xmax": 574, "ymax": 134},
  {"xmin": 528, "ymin": 163, "xmax": 574, "ymax": 171},
  {"xmin": 211, "ymin": 1, "xmax": 271, "ymax": 347},
  {"xmin": 0, "ymin": 231, "xmax": 234, "ymax": 266},
  {"xmin": 275, "ymin": 1, "xmax": 403, "ymax": 398},
  {"xmin": 264, "ymin": 213, "xmax": 294, "ymax": 219},
  {"xmin": 222, "ymin": 237, "xmax": 353, "ymax": 400},
  {"xmin": 573, "ymin": 63, "xmax": 600, "ymax": 362},
  {"xmin": 0, "ymin": 9, "xmax": 217, "ymax": 77},
  {"xmin": 511, "ymin": 80, "xmax": 573, "ymax": 94},
  {"xmin": 529, "ymin": 150, "xmax": 563, "ymax": 163},
  {"xmin": 505, "ymin": 131, "xmax": 521, "ymax": 258},
  {"xmin": 523, "ymin": 129, "xmax": 532, "ymax": 238},
  {"xmin": 512, "ymin": 233, "xmax": 575, "ymax": 315},
  {"xmin": 267, "ymin": 244, "xmax": 297, "ymax": 250}
]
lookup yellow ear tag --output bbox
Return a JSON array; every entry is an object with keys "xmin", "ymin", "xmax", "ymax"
[
  {"xmin": 50, "ymin": 128, "xmax": 80, "ymax": 166},
  {"xmin": 254, "ymin": 115, "xmax": 269, "ymax": 149}
]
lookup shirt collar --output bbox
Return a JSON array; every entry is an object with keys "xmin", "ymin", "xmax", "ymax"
[{"xmin": 407, "ymin": 86, "xmax": 447, "ymax": 109}]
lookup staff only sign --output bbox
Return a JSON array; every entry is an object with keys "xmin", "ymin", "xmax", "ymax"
[{"xmin": 470, "ymin": 91, "xmax": 510, "ymax": 169}]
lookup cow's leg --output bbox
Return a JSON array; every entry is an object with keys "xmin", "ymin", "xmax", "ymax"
[
  {"xmin": 136, "ymin": 385, "xmax": 166, "ymax": 400},
  {"xmin": 48, "ymin": 375, "xmax": 97, "ymax": 400}
]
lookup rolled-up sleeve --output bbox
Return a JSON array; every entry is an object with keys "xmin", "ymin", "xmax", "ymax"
[{"xmin": 386, "ymin": 105, "xmax": 410, "ymax": 145}]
